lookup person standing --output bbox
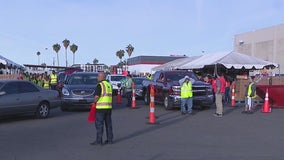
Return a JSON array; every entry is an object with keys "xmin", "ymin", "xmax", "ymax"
[
  {"xmin": 242, "ymin": 76, "xmax": 257, "ymax": 114},
  {"xmin": 213, "ymin": 72, "xmax": 226, "ymax": 117},
  {"xmin": 125, "ymin": 74, "xmax": 133, "ymax": 107},
  {"xmin": 224, "ymin": 77, "xmax": 231, "ymax": 104},
  {"xmin": 180, "ymin": 76, "xmax": 193, "ymax": 114},
  {"xmin": 90, "ymin": 72, "xmax": 114, "ymax": 145},
  {"xmin": 50, "ymin": 70, "xmax": 58, "ymax": 90}
]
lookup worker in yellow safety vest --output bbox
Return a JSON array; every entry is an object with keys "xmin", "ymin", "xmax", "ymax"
[
  {"xmin": 50, "ymin": 70, "xmax": 58, "ymax": 90},
  {"xmin": 90, "ymin": 72, "xmax": 114, "ymax": 145},
  {"xmin": 180, "ymin": 75, "xmax": 193, "ymax": 115},
  {"xmin": 242, "ymin": 76, "xmax": 257, "ymax": 114}
]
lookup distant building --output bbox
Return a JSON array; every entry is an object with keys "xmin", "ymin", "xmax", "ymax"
[
  {"xmin": 126, "ymin": 55, "xmax": 188, "ymax": 75},
  {"xmin": 71, "ymin": 64, "xmax": 107, "ymax": 72},
  {"xmin": 234, "ymin": 23, "xmax": 284, "ymax": 75}
]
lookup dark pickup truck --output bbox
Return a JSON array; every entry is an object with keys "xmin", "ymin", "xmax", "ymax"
[{"xmin": 142, "ymin": 70, "xmax": 214, "ymax": 109}]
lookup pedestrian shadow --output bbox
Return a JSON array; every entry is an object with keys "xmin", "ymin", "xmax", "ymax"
[
  {"xmin": 223, "ymin": 105, "xmax": 242, "ymax": 115},
  {"xmin": 114, "ymin": 113, "xmax": 190, "ymax": 144}
]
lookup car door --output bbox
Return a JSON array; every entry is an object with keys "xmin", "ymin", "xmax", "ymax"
[
  {"xmin": 0, "ymin": 82, "xmax": 22, "ymax": 115},
  {"xmin": 18, "ymin": 81, "xmax": 41, "ymax": 113}
]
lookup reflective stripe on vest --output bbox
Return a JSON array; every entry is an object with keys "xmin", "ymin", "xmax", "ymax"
[
  {"xmin": 50, "ymin": 74, "xmax": 57, "ymax": 84},
  {"xmin": 181, "ymin": 81, "xmax": 193, "ymax": 98},
  {"xmin": 247, "ymin": 82, "xmax": 256, "ymax": 98},
  {"xmin": 96, "ymin": 81, "xmax": 112, "ymax": 109}
]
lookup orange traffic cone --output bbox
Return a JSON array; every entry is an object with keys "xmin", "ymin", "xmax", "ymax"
[
  {"xmin": 116, "ymin": 86, "xmax": 121, "ymax": 104},
  {"xmin": 131, "ymin": 82, "xmax": 137, "ymax": 108},
  {"xmin": 148, "ymin": 84, "xmax": 156, "ymax": 124},
  {"xmin": 262, "ymin": 88, "xmax": 271, "ymax": 113},
  {"xmin": 231, "ymin": 82, "xmax": 236, "ymax": 107}
]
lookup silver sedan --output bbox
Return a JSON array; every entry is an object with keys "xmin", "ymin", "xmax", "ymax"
[{"xmin": 0, "ymin": 80, "xmax": 62, "ymax": 119}]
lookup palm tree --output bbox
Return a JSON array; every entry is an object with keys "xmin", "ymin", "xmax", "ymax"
[
  {"xmin": 70, "ymin": 43, "xmax": 78, "ymax": 65},
  {"xmin": 126, "ymin": 44, "xmax": 134, "ymax": 57},
  {"xmin": 116, "ymin": 50, "xmax": 125, "ymax": 62},
  {"xmin": 62, "ymin": 39, "xmax": 70, "ymax": 67},
  {"xmin": 36, "ymin": 51, "xmax": 41, "ymax": 65},
  {"xmin": 93, "ymin": 58, "xmax": 99, "ymax": 64},
  {"xmin": 52, "ymin": 43, "xmax": 61, "ymax": 66}
]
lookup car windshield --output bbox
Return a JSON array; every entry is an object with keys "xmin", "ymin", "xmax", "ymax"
[
  {"xmin": 0, "ymin": 82, "xmax": 4, "ymax": 88},
  {"xmin": 165, "ymin": 72, "xmax": 198, "ymax": 81},
  {"xmin": 111, "ymin": 76, "xmax": 126, "ymax": 81},
  {"xmin": 68, "ymin": 74, "xmax": 98, "ymax": 85}
]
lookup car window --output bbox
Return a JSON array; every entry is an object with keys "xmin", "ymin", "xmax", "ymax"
[
  {"xmin": 0, "ymin": 82, "xmax": 4, "ymax": 88},
  {"xmin": 111, "ymin": 76, "xmax": 126, "ymax": 81},
  {"xmin": 68, "ymin": 74, "xmax": 98, "ymax": 85},
  {"xmin": 2, "ymin": 82, "xmax": 19, "ymax": 94},
  {"xmin": 19, "ymin": 82, "xmax": 39, "ymax": 93},
  {"xmin": 166, "ymin": 72, "xmax": 198, "ymax": 81}
]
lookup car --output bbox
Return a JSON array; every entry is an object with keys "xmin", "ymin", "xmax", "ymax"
[
  {"xmin": 56, "ymin": 67, "xmax": 83, "ymax": 92},
  {"xmin": 61, "ymin": 72, "xmax": 98, "ymax": 111},
  {"xmin": 0, "ymin": 80, "xmax": 62, "ymax": 119},
  {"xmin": 132, "ymin": 77, "xmax": 148, "ymax": 98},
  {"xmin": 106, "ymin": 74, "xmax": 127, "ymax": 95}
]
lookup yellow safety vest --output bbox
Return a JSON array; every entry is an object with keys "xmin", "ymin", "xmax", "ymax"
[
  {"xmin": 50, "ymin": 74, "xmax": 57, "ymax": 84},
  {"xmin": 96, "ymin": 81, "xmax": 113, "ymax": 109},
  {"xmin": 43, "ymin": 79, "xmax": 50, "ymax": 89},
  {"xmin": 181, "ymin": 81, "xmax": 193, "ymax": 98},
  {"xmin": 247, "ymin": 82, "xmax": 256, "ymax": 98}
]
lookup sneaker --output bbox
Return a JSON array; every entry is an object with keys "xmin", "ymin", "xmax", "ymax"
[
  {"xmin": 213, "ymin": 113, "xmax": 222, "ymax": 117},
  {"xmin": 181, "ymin": 112, "xmax": 186, "ymax": 115},
  {"xmin": 247, "ymin": 110, "xmax": 254, "ymax": 114},
  {"xmin": 90, "ymin": 141, "xmax": 103, "ymax": 146},
  {"xmin": 104, "ymin": 140, "xmax": 113, "ymax": 144}
]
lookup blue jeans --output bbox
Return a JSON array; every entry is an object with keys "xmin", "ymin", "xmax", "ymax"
[
  {"xmin": 125, "ymin": 91, "xmax": 132, "ymax": 107},
  {"xmin": 181, "ymin": 97, "xmax": 193, "ymax": 113},
  {"xmin": 225, "ymin": 87, "xmax": 230, "ymax": 103},
  {"xmin": 95, "ymin": 109, "xmax": 113, "ymax": 143}
]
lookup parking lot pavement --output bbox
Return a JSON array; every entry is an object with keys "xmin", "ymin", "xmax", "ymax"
[{"xmin": 1, "ymin": 99, "xmax": 284, "ymax": 160}]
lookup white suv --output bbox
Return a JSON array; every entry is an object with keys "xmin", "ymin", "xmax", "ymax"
[{"xmin": 106, "ymin": 74, "xmax": 127, "ymax": 95}]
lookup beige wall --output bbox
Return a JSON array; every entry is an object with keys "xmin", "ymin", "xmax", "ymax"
[{"xmin": 234, "ymin": 23, "xmax": 284, "ymax": 74}]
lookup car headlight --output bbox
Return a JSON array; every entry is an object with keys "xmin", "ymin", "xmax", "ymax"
[{"xmin": 62, "ymin": 88, "xmax": 70, "ymax": 96}]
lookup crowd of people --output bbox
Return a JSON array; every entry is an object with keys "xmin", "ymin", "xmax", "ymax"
[{"xmin": 17, "ymin": 70, "xmax": 58, "ymax": 90}]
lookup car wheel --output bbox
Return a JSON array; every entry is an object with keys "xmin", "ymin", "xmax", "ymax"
[
  {"xmin": 164, "ymin": 94, "xmax": 173, "ymax": 110},
  {"xmin": 36, "ymin": 102, "xmax": 50, "ymax": 119},
  {"xmin": 144, "ymin": 89, "xmax": 150, "ymax": 105}
]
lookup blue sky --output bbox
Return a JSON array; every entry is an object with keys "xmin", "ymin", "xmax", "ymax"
[{"xmin": 0, "ymin": 0, "xmax": 284, "ymax": 66}]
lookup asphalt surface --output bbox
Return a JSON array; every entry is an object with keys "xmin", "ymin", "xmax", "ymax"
[{"xmin": 0, "ymin": 98, "xmax": 284, "ymax": 160}]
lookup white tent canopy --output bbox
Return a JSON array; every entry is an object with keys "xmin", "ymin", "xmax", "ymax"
[
  {"xmin": 152, "ymin": 56, "xmax": 201, "ymax": 71},
  {"xmin": 178, "ymin": 51, "xmax": 278, "ymax": 70}
]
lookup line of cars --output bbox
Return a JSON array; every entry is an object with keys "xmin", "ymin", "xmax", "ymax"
[
  {"xmin": 0, "ymin": 71, "xmax": 148, "ymax": 120},
  {"xmin": 1, "ymin": 70, "xmax": 211, "ymax": 120}
]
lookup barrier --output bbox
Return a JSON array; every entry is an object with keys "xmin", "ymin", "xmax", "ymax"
[
  {"xmin": 148, "ymin": 84, "xmax": 156, "ymax": 124},
  {"xmin": 131, "ymin": 82, "xmax": 137, "ymax": 108}
]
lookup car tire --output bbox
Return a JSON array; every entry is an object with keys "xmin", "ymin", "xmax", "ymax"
[
  {"xmin": 36, "ymin": 102, "xmax": 50, "ymax": 119},
  {"xmin": 144, "ymin": 88, "xmax": 150, "ymax": 105},
  {"xmin": 164, "ymin": 93, "xmax": 173, "ymax": 110}
]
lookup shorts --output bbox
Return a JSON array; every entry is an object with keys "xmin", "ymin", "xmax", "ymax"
[{"xmin": 245, "ymin": 97, "xmax": 253, "ymax": 109}]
